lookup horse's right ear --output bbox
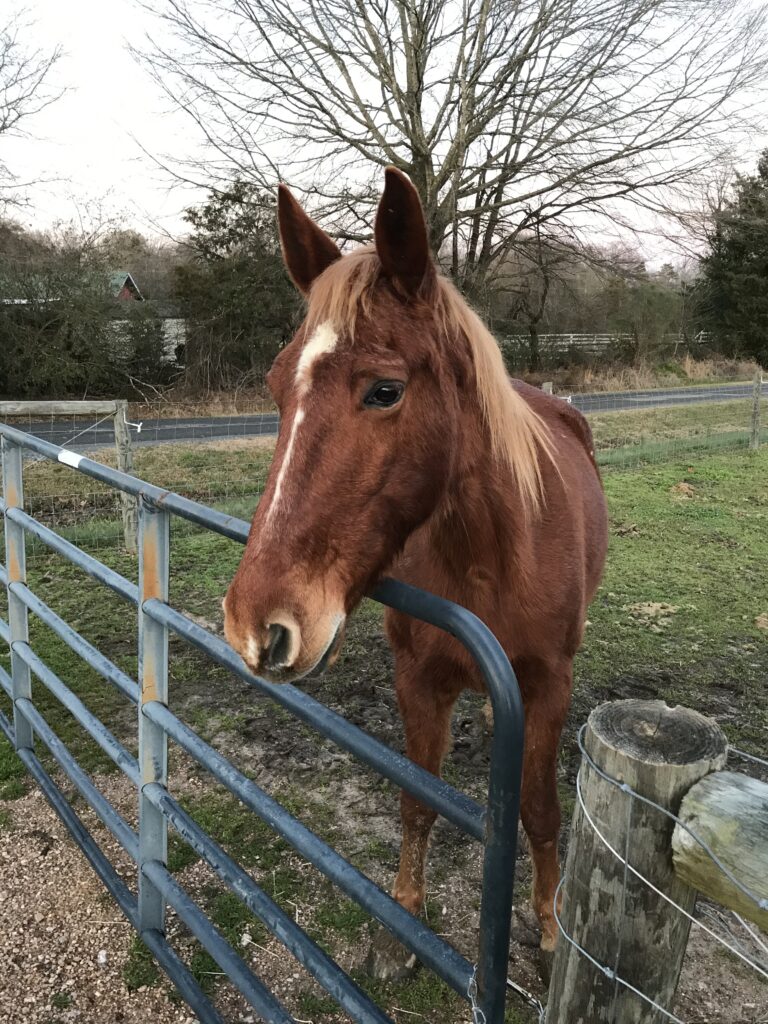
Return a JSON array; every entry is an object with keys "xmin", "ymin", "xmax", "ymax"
[{"xmin": 277, "ymin": 185, "xmax": 342, "ymax": 295}]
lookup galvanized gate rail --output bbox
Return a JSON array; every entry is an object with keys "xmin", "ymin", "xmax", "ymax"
[{"xmin": 0, "ymin": 422, "xmax": 524, "ymax": 1024}]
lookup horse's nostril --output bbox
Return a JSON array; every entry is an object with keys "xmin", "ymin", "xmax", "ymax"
[{"xmin": 265, "ymin": 622, "xmax": 293, "ymax": 669}]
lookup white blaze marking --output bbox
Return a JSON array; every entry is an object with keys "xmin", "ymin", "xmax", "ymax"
[
  {"xmin": 295, "ymin": 321, "xmax": 338, "ymax": 396},
  {"xmin": 265, "ymin": 407, "xmax": 305, "ymax": 526},
  {"xmin": 260, "ymin": 322, "xmax": 338, "ymax": 529}
]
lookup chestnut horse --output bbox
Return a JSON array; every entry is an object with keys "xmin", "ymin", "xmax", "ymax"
[{"xmin": 224, "ymin": 168, "xmax": 608, "ymax": 958}]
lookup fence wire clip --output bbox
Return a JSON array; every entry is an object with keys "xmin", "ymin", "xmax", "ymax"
[{"xmin": 125, "ymin": 420, "xmax": 143, "ymax": 433}]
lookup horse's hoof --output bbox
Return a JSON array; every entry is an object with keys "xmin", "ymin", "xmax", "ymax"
[
  {"xmin": 538, "ymin": 945, "xmax": 555, "ymax": 986},
  {"xmin": 365, "ymin": 926, "xmax": 419, "ymax": 981}
]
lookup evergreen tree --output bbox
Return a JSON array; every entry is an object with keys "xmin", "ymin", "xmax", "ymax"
[
  {"xmin": 700, "ymin": 152, "xmax": 768, "ymax": 365},
  {"xmin": 174, "ymin": 182, "xmax": 300, "ymax": 392}
]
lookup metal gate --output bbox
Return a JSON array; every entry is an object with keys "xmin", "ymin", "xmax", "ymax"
[{"xmin": 0, "ymin": 422, "xmax": 524, "ymax": 1024}]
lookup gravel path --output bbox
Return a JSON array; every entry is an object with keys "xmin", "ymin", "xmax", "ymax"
[{"xmin": 0, "ymin": 786, "xmax": 194, "ymax": 1024}]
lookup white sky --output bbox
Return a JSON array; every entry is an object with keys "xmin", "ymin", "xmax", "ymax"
[
  {"xmin": 3, "ymin": 0, "xmax": 204, "ymax": 239},
  {"xmin": 3, "ymin": 0, "xmax": 767, "ymax": 265}
]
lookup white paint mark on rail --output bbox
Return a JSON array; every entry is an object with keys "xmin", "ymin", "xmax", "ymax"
[{"xmin": 58, "ymin": 450, "xmax": 83, "ymax": 469}]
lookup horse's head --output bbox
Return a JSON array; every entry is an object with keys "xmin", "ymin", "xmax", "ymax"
[{"xmin": 224, "ymin": 168, "xmax": 545, "ymax": 681}]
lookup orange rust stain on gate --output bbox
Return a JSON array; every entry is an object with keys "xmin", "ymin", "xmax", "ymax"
[
  {"xmin": 140, "ymin": 526, "xmax": 163, "ymax": 704},
  {"xmin": 142, "ymin": 656, "xmax": 160, "ymax": 705},
  {"xmin": 141, "ymin": 531, "xmax": 163, "ymax": 601},
  {"xmin": 7, "ymin": 547, "xmax": 21, "ymax": 583}
]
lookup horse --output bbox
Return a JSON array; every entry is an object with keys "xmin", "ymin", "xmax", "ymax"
[{"xmin": 223, "ymin": 167, "xmax": 608, "ymax": 963}]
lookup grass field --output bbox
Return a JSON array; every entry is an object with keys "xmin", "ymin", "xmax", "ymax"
[{"xmin": 1, "ymin": 439, "xmax": 767, "ymax": 1022}]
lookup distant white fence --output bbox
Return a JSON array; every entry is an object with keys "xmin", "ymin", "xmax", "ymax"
[{"xmin": 501, "ymin": 332, "xmax": 710, "ymax": 353}]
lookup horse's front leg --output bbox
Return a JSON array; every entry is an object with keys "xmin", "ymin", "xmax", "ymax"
[
  {"xmin": 366, "ymin": 656, "xmax": 461, "ymax": 979},
  {"xmin": 516, "ymin": 657, "xmax": 573, "ymax": 965},
  {"xmin": 392, "ymin": 662, "xmax": 459, "ymax": 914}
]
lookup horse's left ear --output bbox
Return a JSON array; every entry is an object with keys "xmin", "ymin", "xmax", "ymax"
[
  {"xmin": 278, "ymin": 184, "xmax": 342, "ymax": 295},
  {"xmin": 375, "ymin": 167, "xmax": 434, "ymax": 296}
]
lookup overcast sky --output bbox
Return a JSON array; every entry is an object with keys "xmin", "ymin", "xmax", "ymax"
[
  {"xmin": 4, "ymin": 0, "xmax": 767, "ymax": 264},
  {"xmin": 4, "ymin": 0, "xmax": 204, "ymax": 238}
]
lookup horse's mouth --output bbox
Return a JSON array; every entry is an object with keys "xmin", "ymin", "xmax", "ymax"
[{"xmin": 307, "ymin": 621, "xmax": 345, "ymax": 677}]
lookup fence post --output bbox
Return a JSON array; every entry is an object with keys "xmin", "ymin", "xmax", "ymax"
[
  {"xmin": 114, "ymin": 400, "xmax": 138, "ymax": 554},
  {"xmin": 542, "ymin": 381, "xmax": 554, "ymax": 395},
  {"xmin": 749, "ymin": 371, "xmax": 762, "ymax": 450},
  {"xmin": 547, "ymin": 700, "xmax": 727, "ymax": 1024},
  {"xmin": 1, "ymin": 439, "xmax": 33, "ymax": 751},
  {"xmin": 137, "ymin": 498, "xmax": 170, "ymax": 935}
]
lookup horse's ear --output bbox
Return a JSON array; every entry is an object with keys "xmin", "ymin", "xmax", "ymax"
[
  {"xmin": 375, "ymin": 167, "xmax": 434, "ymax": 296},
  {"xmin": 277, "ymin": 185, "xmax": 342, "ymax": 294}
]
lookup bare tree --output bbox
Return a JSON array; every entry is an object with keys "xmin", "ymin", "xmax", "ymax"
[
  {"xmin": 0, "ymin": 10, "xmax": 62, "ymax": 204},
  {"xmin": 136, "ymin": 0, "xmax": 768, "ymax": 295}
]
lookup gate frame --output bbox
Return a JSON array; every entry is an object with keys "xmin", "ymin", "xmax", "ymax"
[{"xmin": 0, "ymin": 421, "xmax": 524, "ymax": 1024}]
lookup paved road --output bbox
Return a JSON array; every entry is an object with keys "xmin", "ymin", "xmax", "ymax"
[
  {"xmin": 13, "ymin": 413, "xmax": 281, "ymax": 449},
  {"xmin": 7, "ymin": 381, "xmax": 765, "ymax": 450},
  {"xmin": 567, "ymin": 381, "xmax": 766, "ymax": 414}
]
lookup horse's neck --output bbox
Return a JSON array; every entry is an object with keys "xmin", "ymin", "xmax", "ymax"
[{"xmin": 422, "ymin": 432, "xmax": 525, "ymax": 592}]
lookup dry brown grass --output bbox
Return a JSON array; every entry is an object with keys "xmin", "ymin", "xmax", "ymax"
[
  {"xmin": 551, "ymin": 355, "xmax": 762, "ymax": 392},
  {"xmin": 129, "ymin": 389, "xmax": 275, "ymax": 420}
]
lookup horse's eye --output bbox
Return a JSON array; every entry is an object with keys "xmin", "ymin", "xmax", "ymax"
[{"xmin": 363, "ymin": 380, "xmax": 405, "ymax": 409}]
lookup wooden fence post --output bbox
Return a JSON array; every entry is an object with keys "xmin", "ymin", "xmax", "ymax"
[
  {"xmin": 542, "ymin": 381, "xmax": 554, "ymax": 395},
  {"xmin": 750, "ymin": 371, "xmax": 762, "ymax": 450},
  {"xmin": 114, "ymin": 400, "xmax": 138, "ymax": 554},
  {"xmin": 547, "ymin": 700, "xmax": 727, "ymax": 1024}
]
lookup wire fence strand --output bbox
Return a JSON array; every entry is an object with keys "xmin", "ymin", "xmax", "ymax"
[{"xmin": 548, "ymin": 724, "xmax": 768, "ymax": 1022}]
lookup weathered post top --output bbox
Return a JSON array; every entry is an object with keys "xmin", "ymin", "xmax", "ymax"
[{"xmin": 586, "ymin": 699, "xmax": 728, "ymax": 808}]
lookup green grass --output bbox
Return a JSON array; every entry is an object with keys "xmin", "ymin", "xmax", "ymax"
[
  {"xmin": 123, "ymin": 938, "xmax": 161, "ymax": 991},
  {"xmin": 572, "ymin": 448, "xmax": 768, "ymax": 750},
  {"xmin": 50, "ymin": 992, "xmax": 73, "ymax": 1010},
  {"xmin": 186, "ymin": 888, "xmax": 271, "ymax": 994},
  {"xmin": 585, "ymin": 396, "xmax": 768, "ymax": 470},
  {"xmin": 0, "ymin": 734, "xmax": 27, "ymax": 800},
  {"xmin": 312, "ymin": 895, "xmax": 370, "ymax": 940},
  {"xmin": 177, "ymin": 788, "xmax": 289, "ymax": 871},
  {"xmin": 355, "ymin": 968, "xmax": 462, "ymax": 1020},
  {"xmin": 297, "ymin": 990, "xmax": 338, "ymax": 1017}
]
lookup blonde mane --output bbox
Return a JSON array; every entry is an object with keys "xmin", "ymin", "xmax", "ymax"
[{"xmin": 306, "ymin": 247, "xmax": 554, "ymax": 513}]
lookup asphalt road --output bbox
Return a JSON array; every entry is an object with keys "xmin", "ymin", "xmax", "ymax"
[{"xmin": 8, "ymin": 381, "xmax": 766, "ymax": 450}]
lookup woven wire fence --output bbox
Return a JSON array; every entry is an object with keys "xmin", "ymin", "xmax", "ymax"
[
  {"xmin": 0, "ymin": 399, "xmax": 276, "ymax": 557},
  {"xmin": 548, "ymin": 727, "xmax": 768, "ymax": 1024},
  {"xmin": 557, "ymin": 378, "xmax": 767, "ymax": 470}
]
